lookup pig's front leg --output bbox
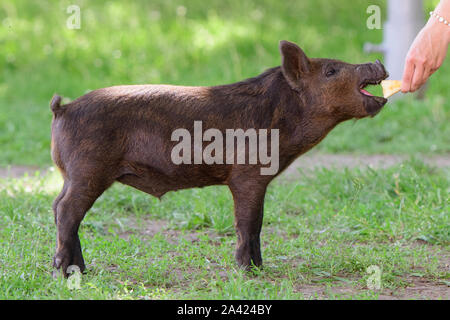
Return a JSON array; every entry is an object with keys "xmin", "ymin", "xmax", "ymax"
[{"xmin": 229, "ymin": 180, "xmax": 267, "ymax": 269}]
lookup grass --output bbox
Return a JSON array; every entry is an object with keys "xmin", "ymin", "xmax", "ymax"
[
  {"xmin": 0, "ymin": 160, "xmax": 448, "ymax": 299},
  {"xmin": 0, "ymin": 0, "xmax": 449, "ymax": 165}
]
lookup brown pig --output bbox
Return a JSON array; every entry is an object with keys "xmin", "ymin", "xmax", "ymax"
[{"xmin": 50, "ymin": 40, "xmax": 388, "ymax": 276}]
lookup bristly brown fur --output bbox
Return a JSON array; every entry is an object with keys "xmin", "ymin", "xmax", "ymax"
[{"xmin": 50, "ymin": 40, "xmax": 388, "ymax": 276}]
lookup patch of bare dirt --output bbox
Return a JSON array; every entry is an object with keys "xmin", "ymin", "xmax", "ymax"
[
  {"xmin": 2, "ymin": 154, "xmax": 447, "ymax": 179},
  {"xmin": 118, "ymin": 217, "xmax": 225, "ymax": 246},
  {"xmin": 297, "ymin": 277, "xmax": 449, "ymax": 300},
  {"xmin": 280, "ymin": 153, "xmax": 449, "ymax": 179},
  {"xmin": 391, "ymin": 277, "xmax": 449, "ymax": 300},
  {"xmin": 0, "ymin": 165, "xmax": 43, "ymax": 178}
]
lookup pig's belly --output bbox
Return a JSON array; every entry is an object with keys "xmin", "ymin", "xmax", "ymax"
[{"xmin": 116, "ymin": 161, "xmax": 226, "ymax": 198}]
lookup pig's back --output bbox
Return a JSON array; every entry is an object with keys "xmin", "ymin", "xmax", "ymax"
[{"xmin": 66, "ymin": 84, "xmax": 210, "ymax": 115}]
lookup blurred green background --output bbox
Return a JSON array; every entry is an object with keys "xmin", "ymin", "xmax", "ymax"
[{"xmin": 0, "ymin": 0, "xmax": 448, "ymax": 165}]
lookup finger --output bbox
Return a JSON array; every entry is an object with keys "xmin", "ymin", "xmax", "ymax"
[
  {"xmin": 401, "ymin": 60, "xmax": 415, "ymax": 93},
  {"xmin": 429, "ymin": 63, "xmax": 439, "ymax": 76},
  {"xmin": 424, "ymin": 67, "xmax": 433, "ymax": 82},
  {"xmin": 410, "ymin": 64, "xmax": 425, "ymax": 92}
]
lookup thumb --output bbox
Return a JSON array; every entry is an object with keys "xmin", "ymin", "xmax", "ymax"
[{"xmin": 401, "ymin": 59, "xmax": 415, "ymax": 93}]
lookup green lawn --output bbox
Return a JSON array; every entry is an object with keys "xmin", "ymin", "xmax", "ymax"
[
  {"xmin": 0, "ymin": 161, "xmax": 448, "ymax": 299},
  {"xmin": 0, "ymin": 0, "xmax": 448, "ymax": 165}
]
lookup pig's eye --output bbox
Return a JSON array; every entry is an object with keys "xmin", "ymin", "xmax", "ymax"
[{"xmin": 326, "ymin": 68, "xmax": 337, "ymax": 77}]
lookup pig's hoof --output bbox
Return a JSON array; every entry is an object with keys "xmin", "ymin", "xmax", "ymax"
[
  {"xmin": 52, "ymin": 253, "xmax": 70, "ymax": 277},
  {"xmin": 236, "ymin": 255, "xmax": 262, "ymax": 272},
  {"xmin": 52, "ymin": 250, "xmax": 86, "ymax": 278}
]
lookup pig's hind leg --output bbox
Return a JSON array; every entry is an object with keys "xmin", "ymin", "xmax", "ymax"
[{"xmin": 52, "ymin": 170, "xmax": 114, "ymax": 277}]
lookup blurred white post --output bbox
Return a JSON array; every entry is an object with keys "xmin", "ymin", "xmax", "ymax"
[{"xmin": 364, "ymin": 0, "xmax": 425, "ymax": 97}]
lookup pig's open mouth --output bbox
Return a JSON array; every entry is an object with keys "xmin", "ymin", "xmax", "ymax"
[
  {"xmin": 358, "ymin": 60, "xmax": 389, "ymax": 116},
  {"xmin": 359, "ymin": 79, "xmax": 382, "ymax": 97}
]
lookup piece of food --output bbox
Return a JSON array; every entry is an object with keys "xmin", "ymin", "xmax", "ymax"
[{"xmin": 381, "ymin": 80, "xmax": 402, "ymax": 98}]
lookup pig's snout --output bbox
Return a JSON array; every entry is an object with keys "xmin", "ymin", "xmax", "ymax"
[
  {"xmin": 374, "ymin": 59, "xmax": 389, "ymax": 79},
  {"xmin": 356, "ymin": 60, "xmax": 389, "ymax": 83}
]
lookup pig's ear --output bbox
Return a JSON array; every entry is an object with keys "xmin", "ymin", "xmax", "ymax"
[{"xmin": 279, "ymin": 40, "xmax": 311, "ymax": 88}]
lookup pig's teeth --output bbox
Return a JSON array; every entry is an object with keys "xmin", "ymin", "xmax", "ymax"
[{"xmin": 360, "ymin": 89, "xmax": 373, "ymax": 96}]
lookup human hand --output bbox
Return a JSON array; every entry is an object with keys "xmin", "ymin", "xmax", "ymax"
[{"xmin": 401, "ymin": 15, "xmax": 450, "ymax": 93}]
